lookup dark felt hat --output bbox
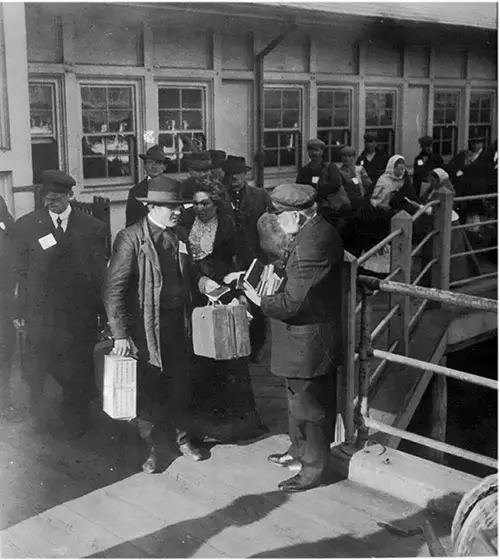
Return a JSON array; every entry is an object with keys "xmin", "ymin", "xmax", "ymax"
[
  {"xmin": 340, "ymin": 146, "xmax": 356, "ymax": 157},
  {"xmin": 306, "ymin": 138, "xmax": 325, "ymax": 150},
  {"xmin": 139, "ymin": 145, "xmax": 170, "ymax": 163},
  {"xmin": 184, "ymin": 151, "xmax": 212, "ymax": 171},
  {"xmin": 221, "ymin": 155, "xmax": 251, "ymax": 174},
  {"xmin": 208, "ymin": 149, "xmax": 227, "ymax": 169},
  {"xmin": 40, "ymin": 170, "xmax": 76, "ymax": 196},
  {"xmin": 419, "ymin": 135, "xmax": 434, "ymax": 146},
  {"xmin": 137, "ymin": 176, "xmax": 190, "ymax": 205},
  {"xmin": 363, "ymin": 132, "xmax": 378, "ymax": 142},
  {"xmin": 271, "ymin": 183, "xmax": 316, "ymax": 213}
]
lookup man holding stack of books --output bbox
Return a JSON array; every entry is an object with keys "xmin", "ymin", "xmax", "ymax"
[{"xmin": 243, "ymin": 183, "xmax": 344, "ymax": 493}]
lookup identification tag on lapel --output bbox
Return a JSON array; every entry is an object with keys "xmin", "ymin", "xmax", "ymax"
[
  {"xmin": 417, "ymin": 159, "xmax": 424, "ymax": 166},
  {"xmin": 352, "ymin": 177, "xmax": 360, "ymax": 185},
  {"xmin": 456, "ymin": 170, "xmax": 464, "ymax": 177},
  {"xmin": 0, "ymin": 221, "xmax": 5, "ymax": 230},
  {"xmin": 178, "ymin": 241, "xmax": 188, "ymax": 255},
  {"xmin": 38, "ymin": 233, "xmax": 57, "ymax": 250},
  {"xmin": 312, "ymin": 176, "xmax": 319, "ymax": 185}
]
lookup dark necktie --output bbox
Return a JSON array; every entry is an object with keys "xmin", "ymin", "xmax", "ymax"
[{"xmin": 55, "ymin": 217, "xmax": 64, "ymax": 241}]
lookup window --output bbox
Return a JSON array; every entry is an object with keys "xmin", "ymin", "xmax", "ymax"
[
  {"xmin": 80, "ymin": 84, "xmax": 136, "ymax": 182},
  {"xmin": 365, "ymin": 90, "xmax": 396, "ymax": 155},
  {"xmin": 264, "ymin": 88, "xmax": 302, "ymax": 170},
  {"xmin": 29, "ymin": 81, "xmax": 61, "ymax": 183},
  {"xmin": 433, "ymin": 91, "xmax": 459, "ymax": 156},
  {"xmin": 158, "ymin": 86, "xmax": 207, "ymax": 174},
  {"xmin": 469, "ymin": 91, "xmax": 494, "ymax": 147},
  {"xmin": 317, "ymin": 89, "xmax": 352, "ymax": 163}
]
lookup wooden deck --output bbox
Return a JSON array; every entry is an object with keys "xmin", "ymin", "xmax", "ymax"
[{"xmin": 0, "ymin": 342, "xmax": 454, "ymax": 558}]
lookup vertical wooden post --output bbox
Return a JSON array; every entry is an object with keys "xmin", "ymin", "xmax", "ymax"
[
  {"xmin": 388, "ymin": 210, "xmax": 413, "ymax": 356},
  {"xmin": 335, "ymin": 251, "xmax": 357, "ymax": 444},
  {"xmin": 431, "ymin": 186, "xmax": 453, "ymax": 292},
  {"xmin": 356, "ymin": 285, "xmax": 372, "ymax": 449},
  {"xmin": 428, "ymin": 362, "xmax": 448, "ymax": 465}
]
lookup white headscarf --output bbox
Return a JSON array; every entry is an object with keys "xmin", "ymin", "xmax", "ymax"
[{"xmin": 370, "ymin": 155, "xmax": 406, "ymax": 209}]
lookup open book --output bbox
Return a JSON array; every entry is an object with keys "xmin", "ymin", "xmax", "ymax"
[{"xmin": 243, "ymin": 258, "xmax": 285, "ymax": 297}]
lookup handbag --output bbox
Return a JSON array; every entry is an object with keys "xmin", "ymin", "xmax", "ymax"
[{"xmin": 192, "ymin": 301, "xmax": 251, "ymax": 360}]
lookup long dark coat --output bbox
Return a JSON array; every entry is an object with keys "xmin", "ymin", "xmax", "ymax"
[
  {"xmin": 356, "ymin": 149, "xmax": 388, "ymax": 185},
  {"xmin": 261, "ymin": 215, "xmax": 344, "ymax": 379},
  {"xmin": 125, "ymin": 178, "xmax": 149, "ymax": 227},
  {"xmin": 15, "ymin": 208, "xmax": 107, "ymax": 388}
]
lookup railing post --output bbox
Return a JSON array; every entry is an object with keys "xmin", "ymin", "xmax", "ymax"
[
  {"xmin": 356, "ymin": 285, "xmax": 372, "ymax": 448},
  {"xmin": 336, "ymin": 251, "xmax": 357, "ymax": 444},
  {"xmin": 388, "ymin": 210, "xmax": 413, "ymax": 356},
  {"xmin": 431, "ymin": 186, "xmax": 453, "ymax": 292}
]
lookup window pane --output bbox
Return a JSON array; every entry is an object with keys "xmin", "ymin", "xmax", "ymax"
[
  {"xmin": 30, "ymin": 85, "xmax": 52, "ymax": 109},
  {"xmin": 181, "ymin": 111, "xmax": 203, "ymax": 130},
  {"xmin": 334, "ymin": 110, "xmax": 349, "ymax": 127},
  {"xmin": 182, "ymin": 89, "xmax": 202, "ymax": 109},
  {"xmin": 108, "ymin": 110, "xmax": 133, "ymax": 133},
  {"xmin": 283, "ymin": 90, "xmax": 299, "ymax": 108},
  {"xmin": 380, "ymin": 110, "xmax": 393, "ymax": 126},
  {"xmin": 158, "ymin": 88, "xmax": 180, "ymax": 109},
  {"xmin": 318, "ymin": 90, "xmax": 333, "ymax": 110},
  {"xmin": 82, "ymin": 111, "xmax": 107, "ymax": 133},
  {"xmin": 279, "ymin": 146, "xmax": 296, "ymax": 166},
  {"xmin": 334, "ymin": 91, "xmax": 350, "ymax": 108},
  {"xmin": 107, "ymin": 87, "xmax": 132, "ymax": 109},
  {"xmin": 282, "ymin": 109, "xmax": 299, "ymax": 128},
  {"xmin": 106, "ymin": 136, "xmax": 132, "ymax": 177},
  {"xmin": 365, "ymin": 112, "xmax": 379, "ymax": 127},
  {"xmin": 264, "ymin": 131, "xmax": 279, "ymax": 148},
  {"xmin": 318, "ymin": 109, "xmax": 332, "ymax": 128},
  {"xmin": 480, "ymin": 107, "xmax": 491, "ymax": 123},
  {"xmin": 81, "ymin": 87, "xmax": 106, "ymax": 109},
  {"xmin": 265, "ymin": 149, "xmax": 278, "ymax": 167},
  {"xmin": 264, "ymin": 90, "xmax": 282, "ymax": 108},
  {"xmin": 264, "ymin": 109, "xmax": 281, "ymax": 129}
]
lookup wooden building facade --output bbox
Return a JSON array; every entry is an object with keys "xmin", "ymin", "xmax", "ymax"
[{"xmin": 1, "ymin": 2, "xmax": 497, "ymax": 237}]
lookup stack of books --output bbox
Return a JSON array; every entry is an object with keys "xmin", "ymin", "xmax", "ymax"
[{"xmin": 243, "ymin": 258, "xmax": 285, "ymax": 297}]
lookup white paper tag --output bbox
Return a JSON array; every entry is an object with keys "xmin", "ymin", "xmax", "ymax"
[
  {"xmin": 183, "ymin": 203, "xmax": 193, "ymax": 209},
  {"xmin": 360, "ymin": 160, "xmax": 364, "ymax": 166},
  {"xmin": 178, "ymin": 241, "xmax": 188, "ymax": 255},
  {"xmin": 451, "ymin": 210, "xmax": 459, "ymax": 222},
  {"xmin": 417, "ymin": 159, "xmax": 424, "ymax": 166},
  {"xmin": 311, "ymin": 176, "xmax": 319, "ymax": 185},
  {"xmin": 0, "ymin": 222, "xmax": 5, "ymax": 230},
  {"xmin": 456, "ymin": 170, "xmax": 464, "ymax": 177},
  {"xmin": 38, "ymin": 233, "xmax": 57, "ymax": 250},
  {"xmin": 352, "ymin": 177, "xmax": 360, "ymax": 185}
]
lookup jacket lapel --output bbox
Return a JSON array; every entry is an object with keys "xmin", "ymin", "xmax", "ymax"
[{"xmin": 139, "ymin": 218, "xmax": 161, "ymax": 272}]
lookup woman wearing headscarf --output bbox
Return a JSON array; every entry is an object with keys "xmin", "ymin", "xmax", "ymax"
[
  {"xmin": 179, "ymin": 180, "xmax": 267, "ymax": 443},
  {"xmin": 357, "ymin": 155, "xmax": 418, "ymax": 276}
]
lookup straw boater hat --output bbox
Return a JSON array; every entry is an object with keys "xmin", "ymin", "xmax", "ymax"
[{"xmin": 136, "ymin": 176, "xmax": 191, "ymax": 205}]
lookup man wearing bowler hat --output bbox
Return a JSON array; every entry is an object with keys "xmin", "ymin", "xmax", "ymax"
[
  {"xmin": 104, "ymin": 175, "xmax": 214, "ymax": 472},
  {"xmin": 125, "ymin": 145, "xmax": 170, "ymax": 227},
  {"xmin": 243, "ymin": 183, "xmax": 343, "ymax": 493},
  {"xmin": 356, "ymin": 133, "xmax": 388, "ymax": 186},
  {"xmin": 14, "ymin": 170, "xmax": 107, "ymax": 430},
  {"xmin": 412, "ymin": 135, "xmax": 443, "ymax": 196},
  {"xmin": 221, "ymin": 155, "xmax": 272, "ymax": 363}
]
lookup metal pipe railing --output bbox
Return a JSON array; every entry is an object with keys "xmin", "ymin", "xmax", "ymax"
[
  {"xmin": 363, "ymin": 417, "xmax": 497, "ymax": 469},
  {"xmin": 412, "ymin": 258, "xmax": 438, "ymax": 286},
  {"xmin": 449, "ymin": 271, "xmax": 498, "ymax": 289},
  {"xmin": 454, "ymin": 193, "xmax": 498, "ymax": 202},
  {"xmin": 411, "ymin": 200, "xmax": 439, "ymax": 223},
  {"xmin": 411, "ymin": 230, "xmax": 437, "ymax": 258},
  {"xmin": 408, "ymin": 299, "xmax": 429, "ymax": 331},
  {"xmin": 370, "ymin": 303, "xmax": 399, "ymax": 343},
  {"xmin": 371, "ymin": 349, "xmax": 498, "ymax": 390},
  {"xmin": 450, "ymin": 245, "xmax": 498, "ymax": 260},
  {"xmin": 451, "ymin": 219, "xmax": 498, "ymax": 231},
  {"xmin": 357, "ymin": 228, "xmax": 402, "ymax": 266},
  {"xmin": 368, "ymin": 339, "xmax": 399, "ymax": 389}
]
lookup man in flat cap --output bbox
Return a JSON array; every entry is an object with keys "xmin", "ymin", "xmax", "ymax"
[
  {"xmin": 244, "ymin": 183, "xmax": 343, "ymax": 493},
  {"xmin": 104, "ymin": 175, "xmax": 214, "ymax": 472},
  {"xmin": 125, "ymin": 145, "xmax": 170, "ymax": 227},
  {"xmin": 412, "ymin": 136, "xmax": 443, "ymax": 197},
  {"xmin": 356, "ymin": 133, "xmax": 388, "ymax": 186},
  {"xmin": 222, "ymin": 155, "xmax": 272, "ymax": 363},
  {"xmin": 14, "ymin": 170, "xmax": 107, "ymax": 430}
]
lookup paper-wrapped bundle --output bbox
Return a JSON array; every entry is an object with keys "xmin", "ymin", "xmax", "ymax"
[{"xmin": 192, "ymin": 303, "xmax": 251, "ymax": 360}]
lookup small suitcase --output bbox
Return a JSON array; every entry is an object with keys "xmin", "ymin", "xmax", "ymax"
[{"xmin": 192, "ymin": 303, "xmax": 251, "ymax": 360}]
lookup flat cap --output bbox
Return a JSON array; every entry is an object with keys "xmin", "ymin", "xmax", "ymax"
[
  {"xmin": 306, "ymin": 138, "xmax": 325, "ymax": 150},
  {"xmin": 271, "ymin": 183, "xmax": 316, "ymax": 213},
  {"xmin": 418, "ymin": 135, "xmax": 433, "ymax": 146},
  {"xmin": 340, "ymin": 146, "xmax": 356, "ymax": 157},
  {"xmin": 363, "ymin": 132, "xmax": 378, "ymax": 142},
  {"xmin": 184, "ymin": 151, "xmax": 212, "ymax": 171},
  {"xmin": 41, "ymin": 170, "xmax": 76, "ymax": 195}
]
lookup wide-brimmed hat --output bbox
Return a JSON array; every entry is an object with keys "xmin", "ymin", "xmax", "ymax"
[
  {"xmin": 40, "ymin": 169, "xmax": 76, "ymax": 196},
  {"xmin": 137, "ymin": 176, "xmax": 190, "ymax": 205},
  {"xmin": 139, "ymin": 145, "xmax": 170, "ymax": 163},
  {"xmin": 208, "ymin": 149, "xmax": 227, "ymax": 169},
  {"xmin": 184, "ymin": 151, "xmax": 212, "ymax": 171},
  {"xmin": 221, "ymin": 155, "xmax": 251, "ymax": 174}
]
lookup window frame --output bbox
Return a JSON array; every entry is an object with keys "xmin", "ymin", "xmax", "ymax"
[
  {"xmin": 79, "ymin": 79, "xmax": 139, "ymax": 188},
  {"xmin": 317, "ymin": 86, "xmax": 354, "ymax": 163},
  {"xmin": 263, "ymin": 84, "xmax": 304, "ymax": 174},
  {"xmin": 364, "ymin": 87, "xmax": 398, "ymax": 155},
  {"xmin": 468, "ymin": 89, "xmax": 495, "ymax": 148},
  {"xmin": 432, "ymin": 89, "xmax": 461, "ymax": 158},
  {"xmin": 157, "ymin": 81, "xmax": 211, "ymax": 176}
]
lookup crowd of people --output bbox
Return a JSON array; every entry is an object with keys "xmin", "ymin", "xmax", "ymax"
[{"xmin": 0, "ymin": 131, "xmax": 496, "ymax": 494}]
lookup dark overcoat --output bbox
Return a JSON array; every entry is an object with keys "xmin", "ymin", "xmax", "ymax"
[
  {"xmin": 125, "ymin": 178, "xmax": 149, "ymax": 227},
  {"xmin": 356, "ymin": 149, "xmax": 388, "ymax": 185},
  {"xmin": 261, "ymin": 215, "xmax": 344, "ymax": 379},
  {"xmin": 14, "ymin": 208, "xmax": 107, "ymax": 385},
  {"xmin": 412, "ymin": 151, "xmax": 444, "ymax": 195}
]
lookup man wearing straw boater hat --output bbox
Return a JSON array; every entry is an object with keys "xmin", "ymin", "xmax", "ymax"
[
  {"xmin": 125, "ymin": 145, "xmax": 170, "ymax": 227},
  {"xmin": 104, "ymin": 175, "xmax": 218, "ymax": 472}
]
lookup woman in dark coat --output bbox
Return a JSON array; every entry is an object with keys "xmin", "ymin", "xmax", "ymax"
[{"xmin": 180, "ymin": 181, "xmax": 266, "ymax": 443}]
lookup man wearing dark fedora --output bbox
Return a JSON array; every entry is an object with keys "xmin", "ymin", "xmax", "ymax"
[
  {"xmin": 104, "ymin": 175, "xmax": 212, "ymax": 472},
  {"xmin": 221, "ymin": 155, "xmax": 272, "ymax": 363},
  {"xmin": 14, "ymin": 170, "xmax": 107, "ymax": 431},
  {"xmin": 125, "ymin": 145, "xmax": 170, "ymax": 227},
  {"xmin": 412, "ymin": 135, "xmax": 443, "ymax": 196},
  {"xmin": 208, "ymin": 149, "xmax": 227, "ymax": 183},
  {"xmin": 181, "ymin": 151, "xmax": 229, "ymax": 202},
  {"xmin": 356, "ymin": 132, "xmax": 388, "ymax": 186}
]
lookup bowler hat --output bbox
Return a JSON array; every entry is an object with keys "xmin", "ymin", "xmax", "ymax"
[
  {"xmin": 139, "ymin": 145, "xmax": 170, "ymax": 163},
  {"xmin": 208, "ymin": 149, "xmax": 227, "ymax": 169},
  {"xmin": 363, "ymin": 132, "xmax": 378, "ymax": 142},
  {"xmin": 418, "ymin": 136, "xmax": 433, "ymax": 147},
  {"xmin": 184, "ymin": 151, "xmax": 212, "ymax": 171},
  {"xmin": 137, "ymin": 176, "xmax": 190, "ymax": 205},
  {"xmin": 40, "ymin": 169, "xmax": 76, "ymax": 196},
  {"xmin": 221, "ymin": 155, "xmax": 251, "ymax": 174},
  {"xmin": 340, "ymin": 146, "xmax": 356, "ymax": 157},
  {"xmin": 306, "ymin": 138, "xmax": 325, "ymax": 150},
  {"xmin": 271, "ymin": 183, "xmax": 316, "ymax": 213}
]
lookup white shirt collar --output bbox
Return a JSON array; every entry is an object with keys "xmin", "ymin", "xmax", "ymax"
[
  {"xmin": 148, "ymin": 214, "xmax": 167, "ymax": 230},
  {"xmin": 49, "ymin": 204, "xmax": 72, "ymax": 231}
]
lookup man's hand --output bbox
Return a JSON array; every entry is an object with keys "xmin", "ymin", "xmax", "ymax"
[
  {"xmin": 198, "ymin": 276, "xmax": 221, "ymax": 295},
  {"xmin": 243, "ymin": 285, "xmax": 262, "ymax": 307},
  {"xmin": 223, "ymin": 271, "xmax": 244, "ymax": 285},
  {"xmin": 112, "ymin": 338, "xmax": 133, "ymax": 357},
  {"xmin": 13, "ymin": 319, "xmax": 25, "ymax": 330}
]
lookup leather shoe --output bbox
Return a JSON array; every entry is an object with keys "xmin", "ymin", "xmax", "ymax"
[
  {"xmin": 268, "ymin": 452, "xmax": 298, "ymax": 468},
  {"xmin": 278, "ymin": 473, "xmax": 323, "ymax": 493},
  {"xmin": 142, "ymin": 448, "xmax": 157, "ymax": 474},
  {"xmin": 179, "ymin": 442, "xmax": 203, "ymax": 461}
]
